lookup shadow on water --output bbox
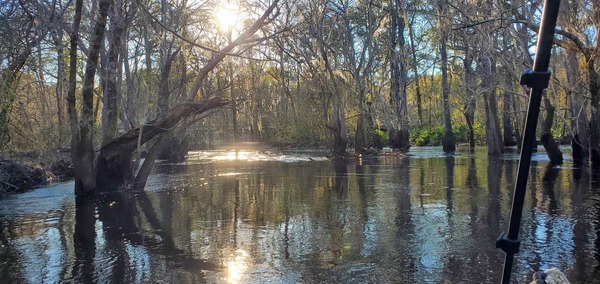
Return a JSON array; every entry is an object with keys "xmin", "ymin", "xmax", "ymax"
[{"xmin": 3, "ymin": 148, "xmax": 600, "ymax": 282}]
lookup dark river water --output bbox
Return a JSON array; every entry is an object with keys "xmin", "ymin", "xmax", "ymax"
[{"xmin": 1, "ymin": 147, "xmax": 600, "ymax": 283}]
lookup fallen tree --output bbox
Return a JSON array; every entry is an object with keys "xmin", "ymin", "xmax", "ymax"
[
  {"xmin": 96, "ymin": 98, "xmax": 229, "ymax": 190},
  {"xmin": 66, "ymin": 0, "xmax": 281, "ymax": 194}
]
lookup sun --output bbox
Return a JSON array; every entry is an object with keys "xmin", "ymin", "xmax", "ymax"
[{"xmin": 214, "ymin": 2, "xmax": 239, "ymax": 32}]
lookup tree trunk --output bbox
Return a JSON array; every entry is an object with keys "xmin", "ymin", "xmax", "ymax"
[
  {"xmin": 408, "ymin": 13, "xmax": 422, "ymax": 126},
  {"xmin": 463, "ymin": 51, "xmax": 476, "ymax": 149},
  {"xmin": 541, "ymin": 133, "xmax": 563, "ymax": 165},
  {"xmin": 121, "ymin": 38, "xmax": 138, "ymax": 131},
  {"xmin": 70, "ymin": 0, "xmax": 111, "ymax": 195},
  {"xmin": 539, "ymin": 93, "xmax": 563, "ymax": 165},
  {"xmin": 354, "ymin": 74, "xmax": 370, "ymax": 153},
  {"xmin": 589, "ymin": 59, "xmax": 600, "ymax": 168},
  {"xmin": 502, "ymin": 71, "xmax": 517, "ymax": 146},
  {"xmin": 102, "ymin": 1, "xmax": 126, "ymax": 145},
  {"xmin": 53, "ymin": 25, "xmax": 68, "ymax": 147},
  {"xmin": 479, "ymin": 55, "xmax": 504, "ymax": 155},
  {"xmin": 317, "ymin": 15, "xmax": 347, "ymax": 157},
  {"xmin": 230, "ymin": 61, "xmax": 239, "ymax": 142},
  {"xmin": 389, "ymin": 0, "xmax": 410, "ymax": 151},
  {"xmin": 565, "ymin": 50, "xmax": 588, "ymax": 163},
  {"xmin": 439, "ymin": 23, "xmax": 455, "ymax": 153}
]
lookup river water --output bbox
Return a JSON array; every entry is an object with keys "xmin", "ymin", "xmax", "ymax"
[{"xmin": 0, "ymin": 147, "xmax": 599, "ymax": 283}]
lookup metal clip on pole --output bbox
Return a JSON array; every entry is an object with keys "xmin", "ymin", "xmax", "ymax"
[{"xmin": 520, "ymin": 70, "xmax": 552, "ymax": 90}]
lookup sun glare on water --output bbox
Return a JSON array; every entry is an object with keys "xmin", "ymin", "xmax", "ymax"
[{"xmin": 226, "ymin": 249, "xmax": 249, "ymax": 283}]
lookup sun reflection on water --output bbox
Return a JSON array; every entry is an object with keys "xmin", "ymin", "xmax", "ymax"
[
  {"xmin": 213, "ymin": 150, "xmax": 250, "ymax": 161},
  {"xmin": 226, "ymin": 249, "xmax": 249, "ymax": 283},
  {"xmin": 185, "ymin": 149, "xmax": 328, "ymax": 163}
]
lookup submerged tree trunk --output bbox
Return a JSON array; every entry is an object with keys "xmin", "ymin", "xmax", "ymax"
[{"xmin": 540, "ymin": 92, "xmax": 563, "ymax": 165}]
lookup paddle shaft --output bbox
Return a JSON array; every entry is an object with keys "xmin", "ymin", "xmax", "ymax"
[{"xmin": 499, "ymin": 0, "xmax": 560, "ymax": 283}]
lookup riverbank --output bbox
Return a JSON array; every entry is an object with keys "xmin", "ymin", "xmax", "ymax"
[{"xmin": 0, "ymin": 151, "xmax": 73, "ymax": 196}]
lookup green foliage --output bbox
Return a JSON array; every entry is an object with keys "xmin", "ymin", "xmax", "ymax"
[
  {"xmin": 376, "ymin": 128, "xmax": 388, "ymax": 143},
  {"xmin": 411, "ymin": 127, "xmax": 445, "ymax": 146},
  {"xmin": 452, "ymin": 125, "xmax": 470, "ymax": 143},
  {"xmin": 410, "ymin": 124, "xmax": 484, "ymax": 146},
  {"xmin": 473, "ymin": 122, "xmax": 486, "ymax": 144}
]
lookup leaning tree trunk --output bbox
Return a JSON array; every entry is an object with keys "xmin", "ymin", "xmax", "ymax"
[{"xmin": 96, "ymin": 98, "xmax": 229, "ymax": 189}]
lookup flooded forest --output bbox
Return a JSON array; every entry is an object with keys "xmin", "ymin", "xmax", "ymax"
[{"xmin": 1, "ymin": 0, "xmax": 599, "ymax": 282}]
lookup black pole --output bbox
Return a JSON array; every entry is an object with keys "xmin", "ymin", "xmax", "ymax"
[{"xmin": 495, "ymin": 0, "xmax": 560, "ymax": 283}]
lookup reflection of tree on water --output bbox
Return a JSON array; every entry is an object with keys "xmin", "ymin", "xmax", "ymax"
[
  {"xmin": 233, "ymin": 178, "xmax": 240, "ymax": 245},
  {"xmin": 441, "ymin": 155, "xmax": 459, "ymax": 280},
  {"xmin": 527, "ymin": 164, "xmax": 580, "ymax": 277},
  {"xmin": 593, "ymin": 170, "xmax": 600, "ymax": 280},
  {"xmin": 393, "ymin": 156, "xmax": 415, "ymax": 281},
  {"xmin": 0, "ymin": 219, "xmax": 25, "ymax": 282},
  {"xmin": 487, "ymin": 157, "xmax": 503, "ymax": 236},
  {"xmin": 355, "ymin": 157, "xmax": 377, "ymax": 224},
  {"xmin": 333, "ymin": 160, "xmax": 348, "ymax": 192},
  {"xmin": 72, "ymin": 191, "xmax": 218, "ymax": 283},
  {"xmin": 466, "ymin": 155, "xmax": 480, "ymax": 234},
  {"xmin": 72, "ymin": 195, "xmax": 96, "ymax": 283},
  {"xmin": 542, "ymin": 166, "xmax": 560, "ymax": 213},
  {"xmin": 463, "ymin": 154, "xmax": 498, "ymax": 283},
  {"xmin": 355, "ymin": 157, "xmax": 377, "ymax": 258},
  {"xmin": 570, "ymin": 163, "xmax": 594, "ymax": 282},
  {"xmin": 445, "ymin": 155, "xmax": 455, "ymax": 214}
]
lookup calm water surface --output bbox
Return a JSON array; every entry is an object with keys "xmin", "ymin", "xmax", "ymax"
[{"xmin": 1, "ymin": 147, "xmax": 600, "ymax": 283}]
